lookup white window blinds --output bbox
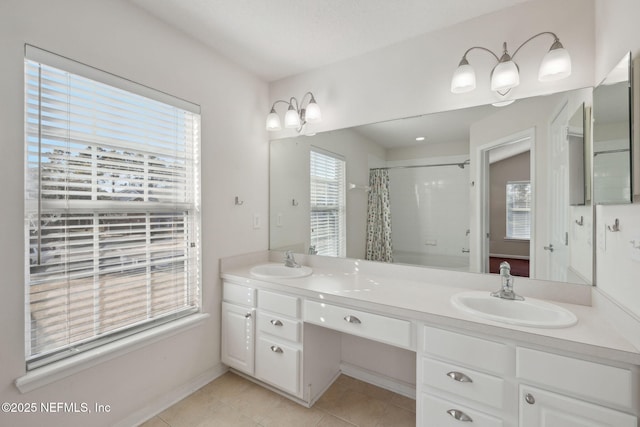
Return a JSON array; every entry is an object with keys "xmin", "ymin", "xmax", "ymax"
[
  {"xmin": 24, "ymin": 46, "xmax": 201, "ymax": 369},
  {"xmin": 310, "ymin": 149, "xmax": 346, "ymax": 257},
  {"xmin": 506, "ymin": 181, "xmax": 531, "ymax": 240}
]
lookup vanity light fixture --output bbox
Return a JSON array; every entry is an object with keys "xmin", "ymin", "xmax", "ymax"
[
  {"xmin": 416, "ymin": 136, "xmax": 425, "ymax": 141},
  {"xmin": 451, "ymin": 32, "xmax": 572, "ymax": 96},
  {"xmin": 266, "ymin": 91, "xmax": 321, "ymax": 132}
]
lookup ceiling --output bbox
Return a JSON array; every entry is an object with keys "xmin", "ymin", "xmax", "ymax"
[{"xmin": 129, "ymin": 0, "xmax": 531, "ymax": 82}]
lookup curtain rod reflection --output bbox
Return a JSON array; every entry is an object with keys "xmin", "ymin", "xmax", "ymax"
[
  {"xmin": 594, "ymin": 148, "xmax": 630, "ymax": 157},
  {"xmin": 370, "ymin": 159, "xmax": 470, "ymax": 171}
]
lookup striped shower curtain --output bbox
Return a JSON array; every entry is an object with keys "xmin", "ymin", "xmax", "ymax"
[{"xmin": 365, "ymin": 169, "xmax": 393, "ymax": 262}]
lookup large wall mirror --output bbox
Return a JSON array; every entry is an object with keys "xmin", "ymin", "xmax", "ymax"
[
  {"xmin": 270, "ymin": 88, "xmax": 595, "ymax": 286},
  {"xmin": 592, "ymin": 52, "xmax": 633, "ymax": 204}
]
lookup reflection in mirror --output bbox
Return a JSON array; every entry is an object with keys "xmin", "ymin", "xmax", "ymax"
[
  {"xmin": 270, "ymin": 88, "xmax": 594, "ymax": 286},
  {"xmin": 593, "ymin": 52, "xmax": 633, "ymax": 204}
]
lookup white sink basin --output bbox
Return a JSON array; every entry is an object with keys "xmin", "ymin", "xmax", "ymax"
[
  {"xmin": 249, "ymin": 263, "xmax": 313, "ymax": 279},
  {"xmin": 451, "ymin": 291, "xmax": 577, "ymax": 328}
]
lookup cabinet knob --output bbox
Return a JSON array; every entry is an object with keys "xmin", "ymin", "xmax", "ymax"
[
  {"xmin": 446, "ymin": 409, "xmax": 473, "ymax": 422},
  {"xmin": 344, "ymin": 315, "xmax": 362, "ymax": 324},
  {"xmin": 270, "ymin": 345, "xmax": 283, "ymax": 354},
  {"xmin": 525, "ymin": 393, "xmax": 535, "ymax": 405},
  {"xmin": 245, "ymin": 312, "xmax": 252, "ymax": 319},
  {"xmin": 446, "ymin": 371, "xmax": 473, "ymax": 383},
  {"xmin": 270, "ymin": 319, "xmax": 283, "ymax": 327}
]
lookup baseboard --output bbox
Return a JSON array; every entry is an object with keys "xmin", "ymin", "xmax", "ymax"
[
  {"xmin": 340, "ymin": 362, "xmax": 416, "ymax": 399},
  {"xmin": 115, "ymin": 363, "xmax": 228, "ymax": 427}
]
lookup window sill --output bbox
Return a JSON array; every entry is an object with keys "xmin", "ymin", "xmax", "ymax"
[{"xmin": 15, "ymin": 313, "xmax": 209, "ymax": 394}]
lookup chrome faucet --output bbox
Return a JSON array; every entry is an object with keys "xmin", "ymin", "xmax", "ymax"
[
  {"xmin": 491, "ymin": 261, "xmax": 524, "ymax": 300},
  {"xmin": 284, "ymin": 251, "xmax": 301, "ymax": 268}
]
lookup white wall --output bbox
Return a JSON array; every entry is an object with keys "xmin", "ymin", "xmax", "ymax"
[
  {"xmin": 594, "ymin": 0, "xmax": 640, "ymax": 320},
  {"xmin": 0, "ymin": 1, "xmax": 268, "ymax": 426},
  {"xmin": 269, "ymin": 0, "xmax": 594, "ymax": 134}
]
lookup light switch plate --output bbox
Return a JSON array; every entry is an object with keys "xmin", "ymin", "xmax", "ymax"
[{"xmin": 253, "ymin": 213, "xmax": 261, "ymax": 229}]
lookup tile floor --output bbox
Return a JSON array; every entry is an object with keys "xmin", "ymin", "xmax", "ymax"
[{"xmin": 140, "ymin": 372, "xmax": 416, "ymax": 427}]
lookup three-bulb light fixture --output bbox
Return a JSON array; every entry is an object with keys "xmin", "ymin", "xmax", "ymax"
[
  {"xmin": 266, "ymin": 91, "xmax": 321, "ymax": 132},
  {"xmin": 450, "ymin": 32, "xmax": 572, "ymax": 100}
]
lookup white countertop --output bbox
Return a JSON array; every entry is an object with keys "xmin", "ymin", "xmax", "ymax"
[{"xmin": 221, "ymin": 254, "xmax": 640, "ymax": 366}]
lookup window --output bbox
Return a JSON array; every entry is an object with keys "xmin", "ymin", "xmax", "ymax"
[
  {"xmin": 310, "ymin": 149, "xmax": 346, "ymax": 257},
  {"xmin": 24, "ymin": 46, "xmax": 201, "ymax": 369},
  {"xmin": 506, "ymin": 181, "xmax": 531, "ymax": 240}
]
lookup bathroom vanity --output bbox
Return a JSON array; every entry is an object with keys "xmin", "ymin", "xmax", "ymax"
[{"xmin": 220, "ymin": 253, "xmax": 640, "ymax": 427}]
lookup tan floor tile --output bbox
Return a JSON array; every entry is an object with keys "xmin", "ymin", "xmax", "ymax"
[
  {"xmin": 158, "ymin": 393, "xmax": 228, "ymax": 427},
  {"xmin": 374, "ymin": 403, "xmax": 416, "ymax": 427},
  {"xmin": 139, "ymin": 416, "xmax": 170, "ymax": 427},
  {"xmin": 194, "ymin": 401, "xmax": 257, "ymax": 427},
  {"xmin": 223, "ymin": 380, "xmax": 288, "ymax": 425},
  {"xmin": 196, "ymin": 372, "xmax": 253, "ymax": 404},
  {"xmin": 390, "ymin": 392, "xmax": 416, "ymax": 413},
  {"xmin": 259, "ymin": 398, "xmax": 325, "ymax": 427},
  {"xmin": 316, "ymin": 413, "xmax": 358, "ymax": 427},
  {"xmin": 322, "ymin": 389, "xmax": 387, "ymax": 426}
]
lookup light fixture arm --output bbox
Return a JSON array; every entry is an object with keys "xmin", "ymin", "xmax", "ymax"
[
  {"xmin": 511, "ymin": 31, "xmax": 560, "ymax": 59},
  {"xmin": 459, "ymin": 46, "xmax": 501, "ymax": 63}
]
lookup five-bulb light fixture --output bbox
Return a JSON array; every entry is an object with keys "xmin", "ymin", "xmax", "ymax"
[
  {"xmin": 266, "ymin": 91, "xmax": 321, "ymax": 132},
  {"xmin": 451, "ymin": 32, "xmax": 572, "ymax": 99}
]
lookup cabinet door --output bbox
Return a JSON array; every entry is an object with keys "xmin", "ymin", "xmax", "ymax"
[
  {"xmin": 520, "ymin": 386, "xmax": 637, "ymax": 427},
  {"xmin": 255, "ymin": 336, "xmax": 300, "ymax": 397},
  {"xmin": 221, "ymin": 302, "xmax": 254, "ymax": 375}
]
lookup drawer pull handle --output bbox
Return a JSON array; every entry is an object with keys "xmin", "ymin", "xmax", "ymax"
[
  {"xmin": 446, "ymin": 371, "xmax": 473, "ymax": 383},
  {"xmin": 270, "ymin": 345, "xmax": 283, "ymax": 354},
  {"xmin": 447, "ymin": 409, "xmax": 473, "ymax": 422},
  {"xmin": 244, "ymin": 312, "xmax": 252, "ymax": 319},
  {"xmin": 344, "ymin": 315, "xmax": 361, "ymax": 324},
  {"xmin": 525, "ymin": 393, "xmax": 535, "ymax": 405},
  {"xmin": 270, "ymin": 319, "xmax": 283, "ymax": 326}
]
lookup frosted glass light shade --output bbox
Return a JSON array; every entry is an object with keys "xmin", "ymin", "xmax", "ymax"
[
  {"xmin": 491, "ymin": 60, "xmax": 520, "ymax": 92},
  {"xmin": 538, "ymin": 47, "xmax": 571, "ymax": 82},
  {"xmin": 305, "ymin": 101, "xmax": 322, "ymax": 123},
  {"xmin": 284, "ymin": 108, "xmax": 301, "ymax": 129},
  {"xmin": 265, "ymin": 111, "xmax": 281, "ymax": 131},
  {"xmin": 451, "ymin": 63, "xmax": 476, "ymax": 93}
]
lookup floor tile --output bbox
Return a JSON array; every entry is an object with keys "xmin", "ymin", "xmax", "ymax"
[{"xmin": 145, "ymin": 372, "xmax": 417, "ymax": 427}]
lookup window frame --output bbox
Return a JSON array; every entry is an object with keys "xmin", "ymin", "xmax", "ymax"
[
  {"xmin": 505, "ymin": 180, "xmax": 532, "ymax": 241},
  {"xmin": 23, "ymin": 45, "xmax": 202, "ymax": 371},
  {"xmin": 309, "ymin": 148, "xmax": 346, "ymax": 258}
]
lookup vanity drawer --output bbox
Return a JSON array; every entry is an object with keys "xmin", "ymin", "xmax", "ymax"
[
  {"xmin": 304, "ymin": 300, "xmax": 412, "ymax": 349},
  {"xmin": 423, "ymin": 326, "xmax": 512, "ymax": 375},
  {"xmin": 223, "ymin": 282, "xmax": 255, "ymax": 307},
  {"xmin": 257, "ymin": 311, "xmax": 301, "ymax": 343},
  {"xmin": 421, "ymin": 393, "xmax": 503, "ymax": 427},
  {"xmin": 422, "ymin": 357, "xmax": 505, "ymax": 409},
  {"xmin": 258, "ymin": 290, "xmax": 300, "ymax": 318},
  {"xmin": 516, "ymin": 347, "xmax": 634, "ymax": 409},
  {"xmin": 255, "ymin": 336, "xmax": 300, "ymax": 396}
]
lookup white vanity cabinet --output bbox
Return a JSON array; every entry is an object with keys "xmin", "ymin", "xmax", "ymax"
[
  {"xmin": 418, "ymin": 325, "xmax": 516, "ymax": 426},
  {"xmin": 221, "ymin": 282, "xmax": 256, "ymax": 375},
  {"xmin": 254, "ymin": 289, "xmax": 303, "ymax": 398},
  {"xmin": 417, "ymin": 325, "xmax": 639, "ymax": 427},
  {"xmin": 517, "ymin": 347, "xmax": 638, "ymax": 427}
]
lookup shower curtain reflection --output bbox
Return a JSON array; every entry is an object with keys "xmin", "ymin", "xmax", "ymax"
[
  {"xmin": 365, "ymin": 169, "xmax": 393, "ymax": 262},
  {"xmin": 386, "ymin": 159, "xmax": 471, "ymax": 271}
]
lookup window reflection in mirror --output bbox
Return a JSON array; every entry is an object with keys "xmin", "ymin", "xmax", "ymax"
[{"xmin": 593, "ymin": 52, "xmax": 633, "ymax": 204}]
